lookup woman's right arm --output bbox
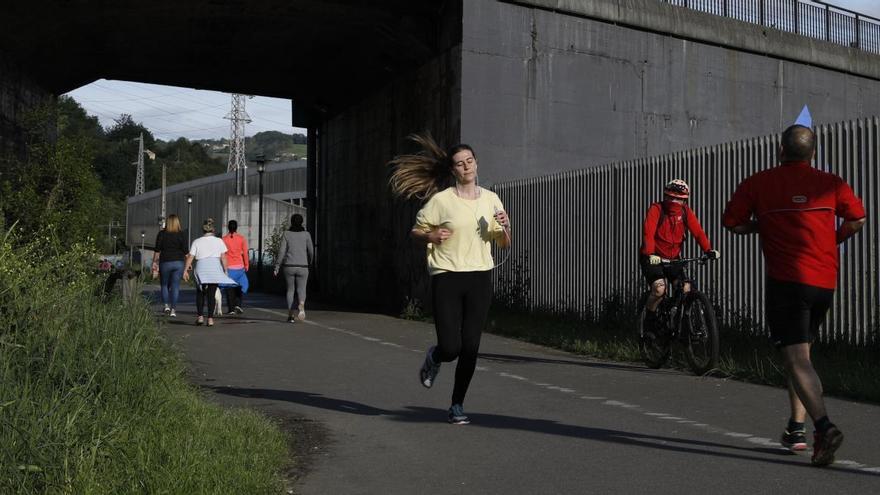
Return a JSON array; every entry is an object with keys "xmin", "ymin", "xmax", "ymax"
[
  {"xmin": 411, "ymin": 228, "xmax": 449, "ymax": 245},
  {"xmin": 274, "ymin": 233, "xmax": 288, "ymax": 274},
  {"xmin": 152, "ymin": 232, "xmax": 163, "ymax": 266}
]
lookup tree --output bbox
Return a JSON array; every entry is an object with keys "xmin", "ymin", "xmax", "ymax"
[{"xmin": 0, "ymin": 100, "xmax": 104, "ymax": 244}]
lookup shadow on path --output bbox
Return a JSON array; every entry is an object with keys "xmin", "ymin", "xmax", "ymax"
[
  {"xmin": 205, "ymin": 385, "xmax": 877, "ymax": 477},
  {"xmin": 478, "ymin": 352, "xmax": 662, "ymax": 374}
]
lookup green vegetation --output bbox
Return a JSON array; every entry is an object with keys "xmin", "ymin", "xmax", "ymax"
[
  {"xmin": 0, "ymin": 100, "xmax": 291, "ymax": 493},
  {"xmin": 0, "ymin": 231, "xmax": 288, "ymax": 493},
  {"xmin": 487, "ymin": 294, "xmax": 880, "ymax": 404}
]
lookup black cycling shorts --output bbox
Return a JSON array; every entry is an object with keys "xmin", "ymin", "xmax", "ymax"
[
  {"xmin": 765, "ymin": 278, "xmax": 834, "ymax": 348},
  {"xmin": 639, "ymin": 255, "xmax": 684, "ymax": 286}
]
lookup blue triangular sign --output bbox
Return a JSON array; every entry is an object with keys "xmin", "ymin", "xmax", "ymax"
[{"xmin": 794, "ymin": 105, "xmax": 812, "ymax": 128}]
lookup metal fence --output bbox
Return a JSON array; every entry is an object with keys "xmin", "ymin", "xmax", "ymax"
[
  {"xmin": 660, "ymin": 0, "xmax": 880, "ymax": 55},
  {"xmin": 492, "ymin": 117, "xmax": 880, "ymax": 345}
]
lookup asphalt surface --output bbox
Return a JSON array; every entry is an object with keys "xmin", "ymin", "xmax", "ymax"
[{"xmin": 157, "ymin": 288, "xmax": 880, "ymax": 494}]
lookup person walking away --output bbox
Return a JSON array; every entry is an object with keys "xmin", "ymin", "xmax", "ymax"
[
  {"xmin": 388, "ymin": 132, "xmax": 511, "ymax": 425},
  {"xmin": 222, "ymin": 219, "xmax": 249, "ymax": 315},
  {"xmin": 183, "ymin": 218, "xmax": 237, "ymax": 327},
  {"xmin": 722, "ymin": 124, "xmax": 865, "ymax": 466},
  {"xmin": 273, "ymin": 213, "xmax": 313, "ymax": 323},
  {"xmin": 152, "ymin": 214, "xmax": 188, "ymax": 317}
]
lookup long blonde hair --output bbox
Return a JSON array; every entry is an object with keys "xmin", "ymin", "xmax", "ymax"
[
  {"xmin": 387, "ymin": 132, "xmax": 453, "ymax": 200},
  {"xmin": 165, "ymin": 214, "xmax": 182, "ymax": 233}
]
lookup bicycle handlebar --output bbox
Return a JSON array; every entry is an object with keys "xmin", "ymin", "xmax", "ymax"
[{"xmin": 658, "ymin": 254, "xmax": 716, "ymax": 266}]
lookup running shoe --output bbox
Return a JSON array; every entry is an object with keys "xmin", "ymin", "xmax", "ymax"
[
  {"xmin": 163, "ymin": 306, "xmax": 171, "ymax": 316},
  {"xmin": 195, "ymin": 316, "xmax": 204, "ymax": 326},
  {"xmin": 448, "ymin": 404, "xmax": 470, "ymax": 425},
  {"xmin": 234, "ymin": 306, "xmax": 244, "ymax": 315},
  {"xmin": 225, "ymin": 310, "xmax": 237, "ymax": 316},
  {"xmin": 297, "ymin": 305, "xmax": 306, "ymax": 321},
  {"xmin": 169, "ymin": 309, "xmax": 176, "ymax": 317},
  {"xmin": 419, "ymin": 346, "xmax": 440, "ymax": 388},
  {"xmin": 780, "ymin": 428, "xmax": 808, "ymax": 452},
  {"xmin": 287, "ymin": 316, "xmax": 296, "ymax": 323},
  {"xmin": 811, "ymin": 426, "xmax": 844, "ymax": 466}
]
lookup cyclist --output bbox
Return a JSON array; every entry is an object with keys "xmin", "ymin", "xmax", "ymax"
[
  {"xmin": 723, "ymin": 124, "xmax": 866, "ymax": 466},
  {"xmin": 639, "ymin": 179, "xmax": 720, "ymax": 329}
]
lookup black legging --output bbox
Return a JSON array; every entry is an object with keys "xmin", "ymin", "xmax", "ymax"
[
  {"xmin": 196, "ymin": 284, "xmax": 218, "ymax": 317},
  {"xmin": 430, "ymin": 270, "xmax": 493, "ymax": 406}
]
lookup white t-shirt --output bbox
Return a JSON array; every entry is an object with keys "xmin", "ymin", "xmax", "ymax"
[{"xmin": 189, "ymin": 235, "xmax": 228, "ymax": 260}]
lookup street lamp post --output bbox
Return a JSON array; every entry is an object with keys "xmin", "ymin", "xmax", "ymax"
[
  {"xmin": 140, "ymin": 231, "xmax": 146, "ymax": 276},
  {"xmin": 256, "ymin": 154, "xmax": 266, "ymax": 290},
  {"xmin": 186, "ymin": 194, "xmax": 193, "ymax": 246}
]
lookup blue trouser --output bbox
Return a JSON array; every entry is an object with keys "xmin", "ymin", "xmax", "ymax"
[{"xmin": 160, "ymin": 260, "xmax": 185, "ymax": 308}]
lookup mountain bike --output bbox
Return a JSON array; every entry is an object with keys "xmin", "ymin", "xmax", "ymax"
[{"xmin": 638, "ymin": 255, "xmax": 719, "ymax": 375}]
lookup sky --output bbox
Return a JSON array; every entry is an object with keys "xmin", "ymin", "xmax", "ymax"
[
  {"xmin": 63, "ymin": 0, "xmax": 880, "ymax": 141},
  {"xmin": 65, "ymin": 80, "xmax": 305, "ymax": 141}
]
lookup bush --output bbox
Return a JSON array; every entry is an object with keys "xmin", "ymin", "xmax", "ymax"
[{"xmin": 0, "ymin": 231, "xmax": 287, "ymax": 493}]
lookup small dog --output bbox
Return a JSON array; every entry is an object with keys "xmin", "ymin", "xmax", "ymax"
[{"xmin": 214, "ymin": 288, "xmax": 224, "ymax": 317}]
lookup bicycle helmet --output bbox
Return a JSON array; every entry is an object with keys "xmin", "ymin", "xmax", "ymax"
[{"xmin": 664, "ymin": 179, "xmax": 690, "ymax": 199}]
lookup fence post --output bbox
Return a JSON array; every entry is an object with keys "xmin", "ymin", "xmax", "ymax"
[
  {"xmin": 793, "ymin": 0, "xmax": 799, "ymax": 34},
  {"xmin": 854, "ymin": 14, "xmax": 861, "ymax": 48},
  {"xmin": 825, "ymin": 4, "xmax": 831, "ymax": 41},
  {"xmin": 723, "ymin": 0, "xmax": 728, "ymax": 17},
  {"xmin": 760, "ymin": 0, "xmax": 765, "ymax": 26}
]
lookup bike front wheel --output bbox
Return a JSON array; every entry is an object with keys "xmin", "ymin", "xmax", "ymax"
[
  {"xmin": 638, "ymin": 296, "xmax": 670, "ymax": 369},
  {"xmin": 683, "ymin": 291, "xmax": 719, "ymax": 375}
]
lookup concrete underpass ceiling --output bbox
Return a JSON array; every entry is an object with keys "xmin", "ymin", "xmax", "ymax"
[{"xmin": 1, "ymin": 0, "xmax": 456, "ymax": 126}]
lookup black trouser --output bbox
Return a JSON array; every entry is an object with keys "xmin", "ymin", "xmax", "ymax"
[
  {"xmin": 226, "ymin": 286, "xmax": 242, "ymax": 312},
  {"xmin": 431, "ymin": 270, "xmax": 493, "ymax": 406},
  {"xmin": 196, "ymin": 284, "xmax": 218, "ymax": 317}
]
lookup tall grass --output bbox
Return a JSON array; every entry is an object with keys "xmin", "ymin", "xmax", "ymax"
[
  {"xmin": 488, "ymin": 293, "xmax": 880, "ymax": 404},
  {"xmin": 0, "ymin": 232, "xmax": 287, "ymax": 493}
]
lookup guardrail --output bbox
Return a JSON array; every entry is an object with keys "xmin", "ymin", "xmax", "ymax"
[{"xmin": 660, "ymin": 0, "xmax": 880, "ymax": 55}]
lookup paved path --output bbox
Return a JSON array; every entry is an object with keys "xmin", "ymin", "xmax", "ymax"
[{"xmin": 158, "ymin": 288, "xmax": 880, "ymax": 494}]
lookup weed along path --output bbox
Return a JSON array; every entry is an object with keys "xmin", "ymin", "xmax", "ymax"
[{"xmin": 162, "ymin": 290, "xmax": 880, "ymax": 494}]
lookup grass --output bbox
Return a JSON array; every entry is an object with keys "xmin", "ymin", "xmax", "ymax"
[
  {"xmin": 485, "ymin": 295, "xmax": 880, "ymax": 404},
  {"xmin": 0, "ymin": 233, "xmax": 288, "ymax": 493}
]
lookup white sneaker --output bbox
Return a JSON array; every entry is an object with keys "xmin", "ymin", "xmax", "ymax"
[
  {"xmin": 296, "ymin": 305, "xmax": 306, "ymax": 321},
  {"xmin": 169, "ymin": 309, "xmax": 176, "ymax": 317},
  {"xmin": 163, "ymin": 306, "xmax": 171, "ymax": 316},
  {"xmin": 419, "ymin": 346, "xmax": 440, "ymax": 388}
]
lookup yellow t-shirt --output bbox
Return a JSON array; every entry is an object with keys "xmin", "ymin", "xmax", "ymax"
[{"xmin": 413, "ymin": 187, "xmax": 506, "ymax": 275}]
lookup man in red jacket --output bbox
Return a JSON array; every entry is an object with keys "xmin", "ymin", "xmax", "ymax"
[
  {"xmin": 723, "ymin": 124, "xmax": 866, "ymax": 466},
  {"xmin": 640, "ymin": 179, "xmax": 719, "ymax": 318}
]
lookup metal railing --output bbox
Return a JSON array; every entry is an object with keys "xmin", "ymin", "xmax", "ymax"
[
  {"xmin": 660, "ymin": 0, "xmax": 880, "ymax": 55},
  {"xmin": 493, "ymin": 116, "xmax": 880, "ymax": 345}
]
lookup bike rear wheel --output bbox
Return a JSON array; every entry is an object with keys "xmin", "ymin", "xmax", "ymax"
[
  {"xmin": 683, "ymin": 291, "xmax": 719, "ymax": 375},
  {"xmin": 638, "ymin": 295, "xmax": 671, "ymax": 369}
]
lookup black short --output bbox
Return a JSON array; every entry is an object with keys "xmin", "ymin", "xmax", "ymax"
[
  {"xmin": 639, "ymin": 255, "xmax": 684, "ymax": 285},
  {"xmin": 765, "ymin": 278, "xmax": 834, "ymax": 348}
]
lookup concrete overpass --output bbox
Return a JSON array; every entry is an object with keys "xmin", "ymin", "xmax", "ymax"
[{"xmin": 3, "ymin": 0, "xmax": 880, "ymax": 311}]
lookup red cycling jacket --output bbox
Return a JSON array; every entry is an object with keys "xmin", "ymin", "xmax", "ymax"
[
  {"xmin": 722, "ymin": 160, "xmax": 865, "ymax": 289},
  {"xmin": 640, "ymin": 201, "xmax": 712, "ymax": 260}
]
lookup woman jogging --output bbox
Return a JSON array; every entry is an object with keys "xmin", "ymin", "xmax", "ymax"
[
  {"xmin": 151, "ymin": 213, "xmax": 188, "ymax": 317},
  {"xmin": 273, "ymin": 213, "xmax": 314, "ymax": 323},
  {"xmin": 183, "ymin": 218, "xmax": 237, "ymax": 327},
  {"xmin": 388, "ymin": 133, "xmax": 511, "ymax": 425}
]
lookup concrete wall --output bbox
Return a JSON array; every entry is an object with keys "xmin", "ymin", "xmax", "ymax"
[
  {"xmin": 225, "ymin": 195, "xmax": 306, "ymax": 265},
  {"xmin": 462, "ymin": 0, "xmax": 880, "ymax": 184},
  {"xmin": 317, "ymin": 45, "xmax": 462, "ymax": 311},
  {"xmin": 0, "ymin": 51, "xmax": 53, "ymax": 161}
]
